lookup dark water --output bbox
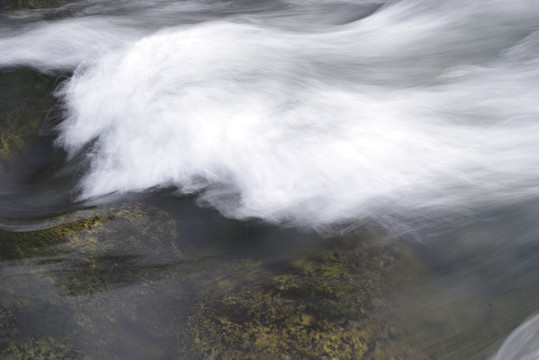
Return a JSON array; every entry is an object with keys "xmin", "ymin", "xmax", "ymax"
[{"xmin": 2, "ymin": 0, "xmax": 539, "ymax": 359}]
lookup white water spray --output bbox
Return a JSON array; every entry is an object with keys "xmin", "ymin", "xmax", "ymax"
[{"xmin": 2, "ymin": 0, "xmax": 539, "ymax": 230}]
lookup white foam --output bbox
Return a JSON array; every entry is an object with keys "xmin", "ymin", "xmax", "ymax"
[
  {"xmin": 0, "ymin": 17, "xmax": 146, "ymax": 71},
  {"xmin": 4, "ymin": 0, "xmax": 539, "ymax": 230},
  {"xmin": 492, "ymin": 313, "xmax": 539, "ymax": 360}
]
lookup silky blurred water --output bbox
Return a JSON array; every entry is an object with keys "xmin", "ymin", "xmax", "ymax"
[{"xmin": 2, "ymin": 0, "xmax": 539, "ymax": 358}]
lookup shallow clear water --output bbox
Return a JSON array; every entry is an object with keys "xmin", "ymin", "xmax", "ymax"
[{"xmin": 2, "ymin": 0, "xmax": 539, "ymax": 358}]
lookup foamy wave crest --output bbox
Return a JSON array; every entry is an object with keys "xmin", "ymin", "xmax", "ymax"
[{"xmin": 28, "ymin": 0, "xmax": 539, "ymax": 229}]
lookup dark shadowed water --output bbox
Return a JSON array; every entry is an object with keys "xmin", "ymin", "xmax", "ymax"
[{"xmin": 2, "ymin": 0, "xmax": 539, "ymax": 358}]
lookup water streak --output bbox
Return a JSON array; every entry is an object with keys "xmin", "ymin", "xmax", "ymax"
[
  {"xmin": 492, "ymin": 313, "xmax": 539, "ymax": 360},
  {"xmin": 2, "ymin": 0, "xmax": 539, "ymax": 231}
]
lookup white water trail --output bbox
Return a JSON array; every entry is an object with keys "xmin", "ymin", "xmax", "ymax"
[
  {"xmin": 0, "ymin": 17, "xmax": 145, "ymax": 71},
  {"xmin": 492, "ymin": 313, "xmax": 539, "ymax": 360},
  {"xmin": 2, "ymin": 0, "xmax": 539, "ymax": 230}
]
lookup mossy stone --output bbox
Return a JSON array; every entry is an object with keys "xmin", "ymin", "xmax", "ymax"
[
  {"xmin": 0, "ymin": 203, "xmax": 182, "ymax": 295},
  {"xmin": 0, "ymin": 302, "xmax": 87, "ymax": 359},
  {"xmin": 0, "ymin": 304, "xmax": 22, "ymax": 339},
  {"xmin": 0, "ymin": 203, "xmax": 183, "ymax": 359},
  {"xmin": 0, "ymin": 69, "xmax": 58, "ymax": 174},
  {"xmin": 180, "ymin": 230, "xmax": 424, "ymax": 359},
  {"xmin": 0, "ymin": 338, "xmax": 86, "ymax": 360}
]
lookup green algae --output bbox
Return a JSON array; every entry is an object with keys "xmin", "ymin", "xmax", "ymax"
[
  {"xmin": 3, "ymin": 219, "xmax": 425, "ymax": 359},
  {"xmin": 0, "ymin": 304, "xmax": 87, "ymax": 360},
  {"xmin": 3, "ymin": 203, "xmax": 531, "ymax": 359},
  {"xmin": 178, "ymin": 229, "xmax": 539, "ymax": 360},
  {"xmin": 0, "ymin": 202, "xmax": 185, "ymax": 359},
  {"xmin": 0, "ymin": 215, "xmax": 110, "ymax": 260},
  {"xmin": 0, "ymin": 69, "xmax": 58, "ymax": 175},
  {"xmin": 0, "ymin": 131, "xmax": 28, "ymax": 166},
  {"xmin": 0, "ymin": 203, "xmax": 182, "ymax": 294},
  {"xmin": 0, "ymin": 304, "xmax": 22, "ymax": 339},
  {"xmin": 179, "ymin": 229, "xmax": 425, "ymax": 359},
  {"xmin": 1, "ymin": 338, "xmax": 87, "ymax": 360}
]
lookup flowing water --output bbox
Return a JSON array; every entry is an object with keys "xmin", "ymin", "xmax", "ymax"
[{"xmin": 2, "ymin": 0, "xmax": 539, "ymax": 358}]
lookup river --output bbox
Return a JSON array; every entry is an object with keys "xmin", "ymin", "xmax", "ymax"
[{"xmin": 1, "ymin": 0, "xmax": 539, "ymax": 358}]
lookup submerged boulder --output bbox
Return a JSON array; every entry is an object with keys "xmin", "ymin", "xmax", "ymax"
[
  {"xmin": 0, "ymin": 304, "xmax": 21, "ymax": 340},
  {"xmin": 0, "ymin": 304, "xmax": 86, "ymax": 360},
  {"xmin": 0, "ymin": 69, "xmax": 58, "ymax": 175},
  {"xmin": 0, "ymin": 202, "xmax": 183, "ymax": 359},
  {"xmin": 0, "ymin": 203, "xmax": 182, "ymax": 294},
  {"xmin": 1, "ymin": 338, "xmax": 86, "ymax": 360},
  {"xmin": 179, "ymin": 228, "xmax": 425, "ymax": 359}
]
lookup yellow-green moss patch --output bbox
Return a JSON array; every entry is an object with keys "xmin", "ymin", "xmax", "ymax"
[
  {"xmin": 180, "ymin": 231, "xmax": 425, "ymax": 359},
  {"xmin": 0, "ymin": 203, "xmax": 182, "ymax": 295}
]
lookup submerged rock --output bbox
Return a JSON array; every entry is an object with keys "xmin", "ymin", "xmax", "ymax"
[
  {"xmin": 0, "ymin": 69, "xmax": 58, "ymax": 175},
  {"xmin": 3, "ymin": 0, "xmax": 65, "ymax": 10},
  {"xmin": 0, "ymin": 303, "xmax": 86, "ymax": 360},
  {"xmin": 1, "ymin": 338, "xmax": 86, "ymax": 360},
  {"xmin": 0, "ymin": 203, "xmax": 182, "ymax": 294},
  {"xmin": 0, "ymin": 202, "xmax": 183, "ymax": 359},
  {"xmin": 0, "ymin": 304, "xmax": 21, "ymax": 339},
  {"xmin": 179, "ymin": 229, "xmax": 425, "ymax": 359}
]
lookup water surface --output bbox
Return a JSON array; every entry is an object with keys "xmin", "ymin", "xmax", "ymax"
[{"xmin": 2, "ymin": 0, "xmax": 539, "ymax": 358}]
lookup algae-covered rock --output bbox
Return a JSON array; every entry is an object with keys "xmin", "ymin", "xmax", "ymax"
[
  {"xmin": 48, "ymin": 203, "xmax": 181, "ymax": 259},
  {"xmin": 3, "ymin": 0, "xmax": 65, "ymax": 10},
  {"xmin": 1, "ymin": 338, "xmax": 86, "ymax": 360},
  {"xmin": 0, "ymin": 203, "xmax": 180, "ymax": 258},
  {"xmin": 179, "ymin": 230, "xmax": 424, "ymax": 359},
  {"xmin": 0, "ymin": 69, "xmax": 58, "ymax": 175},
  {"xmin": 0, "ymin": 303, "xmax": 87, "ymax": 360},
  {"xmin": 0, "ymin": 202, "xmax": 184, "ymax": 359},
  {"xmin": 0, "ymin": 304, "xmax": 22, "ymax": 339},
  {"xmin": 0, "ymin": 203, "xmax": 182, "ymax": 294}
]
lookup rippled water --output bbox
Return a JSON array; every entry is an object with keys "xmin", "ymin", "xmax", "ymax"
[{"xmin": 2, "ymin": 0, "xmax": 539, "ymax": 358}]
